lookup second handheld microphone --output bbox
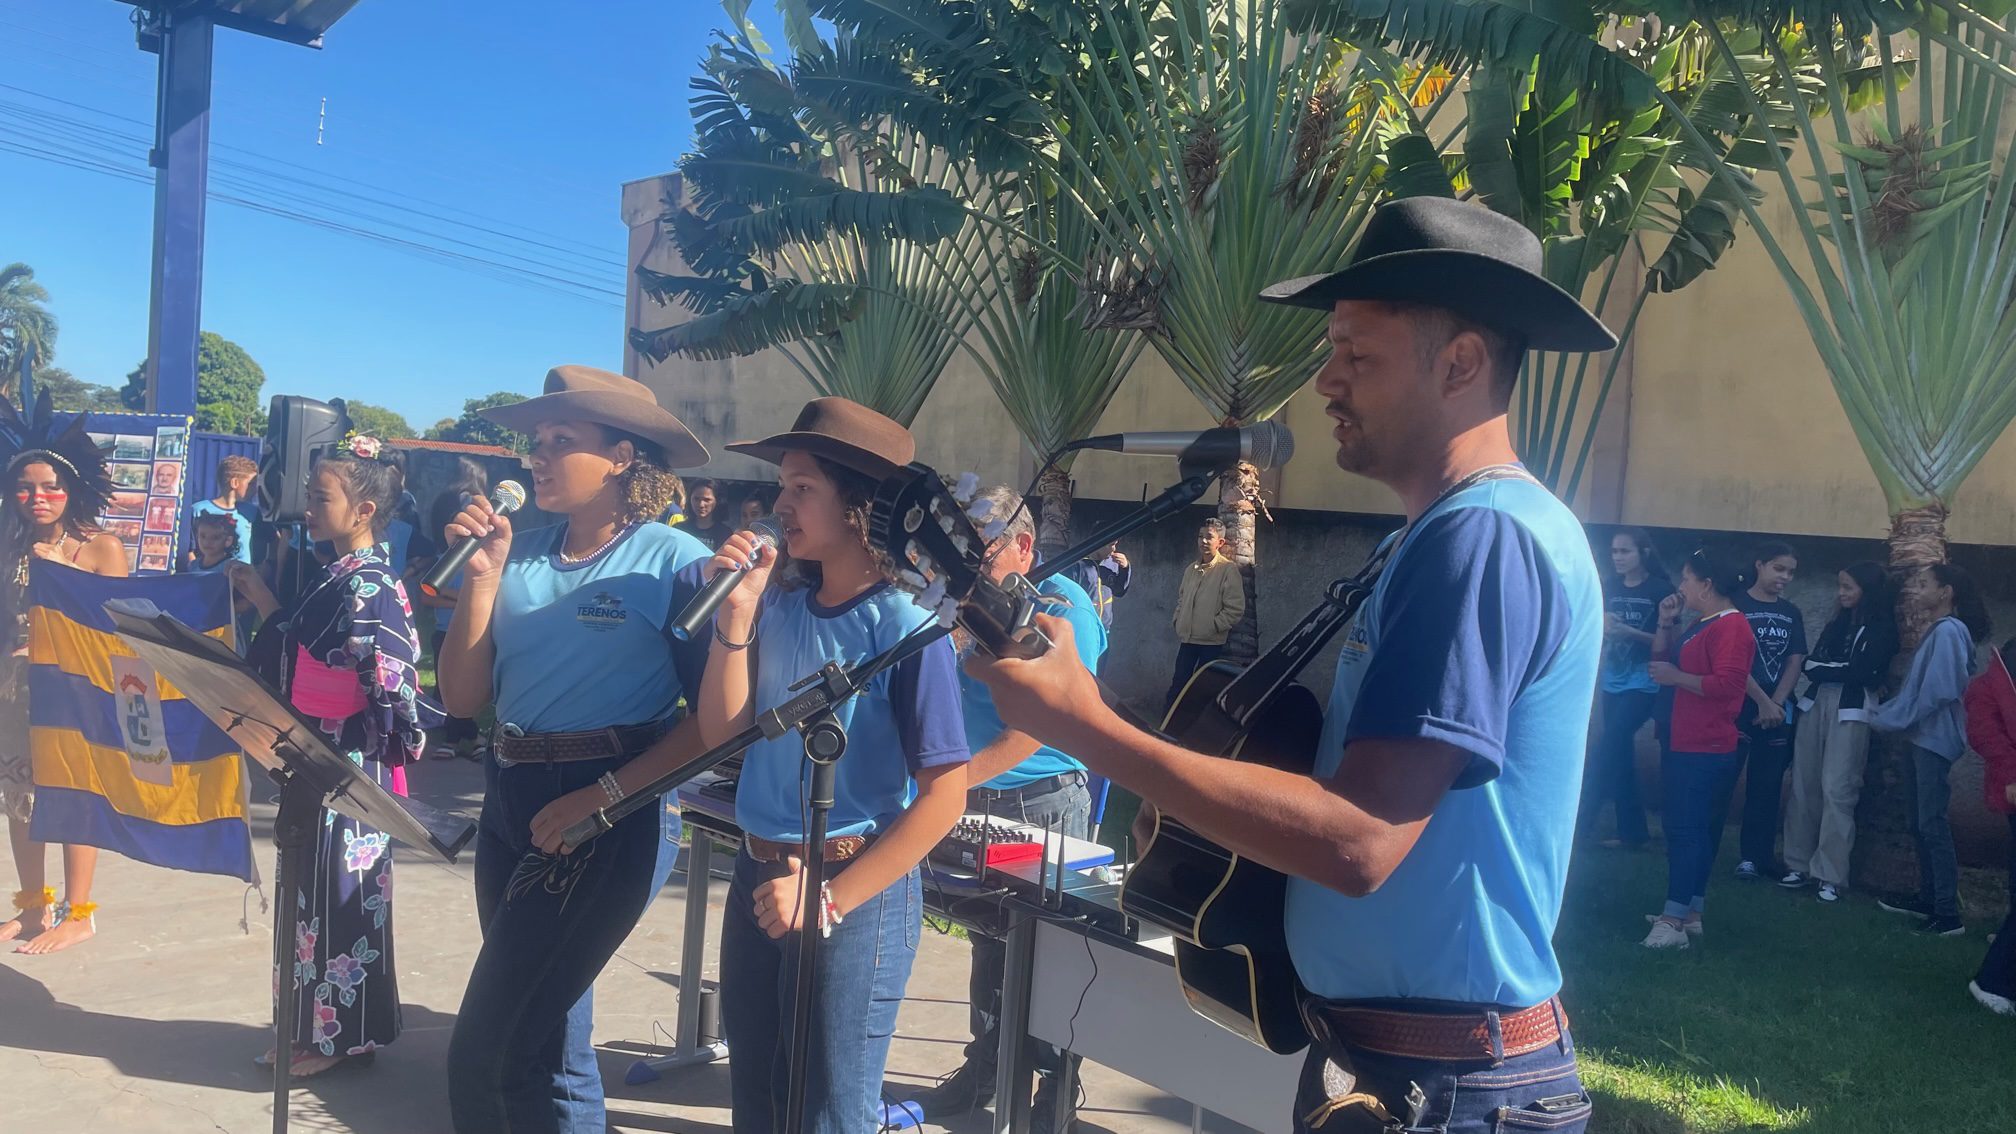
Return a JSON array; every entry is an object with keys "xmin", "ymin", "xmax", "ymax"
[{"xmin": 669, "ymin": 516, "xmax": 785, "ymax": 641}]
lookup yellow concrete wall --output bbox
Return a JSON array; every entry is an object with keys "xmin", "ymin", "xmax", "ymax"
[{"xmin": 623, "ymin": 170, "xmax": 2016, "ymax": 546}]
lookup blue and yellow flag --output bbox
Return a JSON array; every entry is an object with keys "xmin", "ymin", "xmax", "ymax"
[{"xmin": 26, "ymin": 563, "xmax": 254, "ymax": 882}]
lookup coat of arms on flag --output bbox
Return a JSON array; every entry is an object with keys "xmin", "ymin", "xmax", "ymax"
[{"xmin": 26, "ymin": 561, "xmax": 255, "ymax": 882}]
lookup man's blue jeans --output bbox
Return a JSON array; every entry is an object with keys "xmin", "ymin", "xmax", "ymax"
[
  {"xmin": 719, "ymin": 848, "xmax": 921, "ymax": 1133},
  {"xmin": 1910, "ymin": 745, "xmax": 1962, "ymax": 918},
  {"xmin": 1293, "ymin": 1007, "xmax": 1589, "ymax": 1133},
  {"xmin": 446, "ymin": 754, "xmax": 680, "ymax": 1133}
]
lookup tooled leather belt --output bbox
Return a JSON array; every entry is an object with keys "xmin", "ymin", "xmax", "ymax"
[
  {"xmin": 493, "ymin": 721, "xmax": 668, "ymax": 765},
  {"xmin": 745, "ymin": 835, "xmax": 873, "ymax": 864},
  {"xmin": 1302, "ymin": 996, "xmax": 1568, "ymax": 1062}
]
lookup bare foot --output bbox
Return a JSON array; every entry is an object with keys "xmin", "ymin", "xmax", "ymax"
[
  {"xmin": 16, "ymin": 915, "xmax": 92, "ymax": 954},
  {"xmin": 0, "ymin": 909, "xmax": 51, "ymax": 944}
]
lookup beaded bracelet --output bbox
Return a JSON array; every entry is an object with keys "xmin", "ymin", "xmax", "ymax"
[{"xmin": 818, "ymin": 882, "xmax": 843, "ymax": 939}]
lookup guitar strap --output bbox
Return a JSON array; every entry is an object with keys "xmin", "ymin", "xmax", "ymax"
[{"xmin": 1213, "ymin": 464, "xmax": 1536, "ymax": 726}]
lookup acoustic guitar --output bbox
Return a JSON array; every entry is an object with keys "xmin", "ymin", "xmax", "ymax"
[{"xmin": 867, "ymin": 464, "xmax": 1387, "ymax": 1055}]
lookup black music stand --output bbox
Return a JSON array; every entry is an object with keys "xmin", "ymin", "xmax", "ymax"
[{"xmin": 105, "ymin": 600, "xmax": 474, "ymax": 1134}]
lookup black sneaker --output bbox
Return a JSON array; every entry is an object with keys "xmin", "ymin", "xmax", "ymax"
[
  {"xmin": 911, "ymin": 1060, "xmax": 994, "ymax": 1116},
  {"xmin": 1031, "ymin": 1076, "xmax": 1077, "ymax": 1134},
  {"xmin": 1877, "ymin": 895, "xmax": 1934, "ymax": 918},
  {"xmin": 1917, "ymin": 915, "xmax": 1965, "ymax": 937},
  {"xmin": 1733, "ymin": 860, "xmax": 1760, "ymax": 881}
]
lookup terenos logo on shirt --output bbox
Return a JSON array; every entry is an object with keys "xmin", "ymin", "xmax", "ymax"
[{"xmin": 577, "ymin": 590, "xmax": 629, "ymax": 632}]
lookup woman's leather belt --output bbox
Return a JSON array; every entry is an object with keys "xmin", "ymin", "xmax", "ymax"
[{"xmin": 494, "ymin": 721, "xmax": 667, "ymax": 765}]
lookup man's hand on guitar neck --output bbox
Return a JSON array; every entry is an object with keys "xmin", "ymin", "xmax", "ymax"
[{"xmin": 966, "ymin": 613, "xmax": 1471, "ymax": 897}]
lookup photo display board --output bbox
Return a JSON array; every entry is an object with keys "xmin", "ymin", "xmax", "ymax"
[{"xmin": 83, "ymin": 413, "xmax": 192, "ymax": 576}]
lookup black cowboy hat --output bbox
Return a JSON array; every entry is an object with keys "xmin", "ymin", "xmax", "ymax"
[
  {"xmin": 726, "ymin": 397, "xmax": 915, "ymax": 482},
  {"xmin": 482, "ymin": 365, "xmax": 710, "ymax": 468},
  {"xmin": 1259, "ymin": 197, "xmax": 1617, "ymax": 352}
]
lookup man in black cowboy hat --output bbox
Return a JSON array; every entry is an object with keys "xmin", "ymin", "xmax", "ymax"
[{"xmin": 967, "ymin": 198, "xmax": 1613, "ymax": 1133}]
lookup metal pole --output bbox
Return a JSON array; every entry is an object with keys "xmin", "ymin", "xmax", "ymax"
[{"xmin": 144, "ymin": 8, "xmax": 214, "ymax": 417}]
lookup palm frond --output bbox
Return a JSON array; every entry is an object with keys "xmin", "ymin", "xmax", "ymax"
[{"xmin": 632, "ymin": 280, "xmax": 863, "ymax": 363}]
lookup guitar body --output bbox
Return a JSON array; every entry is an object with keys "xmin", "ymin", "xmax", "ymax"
[{"xmin": 1120, "ymin": 660, "xmax": 1325, "ymax": 1055}]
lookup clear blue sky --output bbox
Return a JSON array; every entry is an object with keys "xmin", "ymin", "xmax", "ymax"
[{"xmin": 0, "ymin": 0, "xmax": 780, "ymax": 431}]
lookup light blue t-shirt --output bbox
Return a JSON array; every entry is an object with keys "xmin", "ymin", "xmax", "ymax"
[
  {"xmin": 386, "ymin": 518, "xmax": 414, "ymax": 577},
  {"xmin": 735, "ymin": 583, "xmax": 970, "ymax": 842},
  {"xmin": 960, "ymin": 573, "xmax": 1107, "ymax": 789},
  {"xmin": 191, "ymin": 499, "xmax": 253, "ymax": 565},
  {"xmin": 490, "ymin": 522, "xmax": 712, "ymax": 734},
  {"xmin": 1284, "ymin": 477, "xmax": 1601, "ymax": 1008}
]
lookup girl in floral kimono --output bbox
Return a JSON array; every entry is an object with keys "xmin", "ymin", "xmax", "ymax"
[{"xmin": 235, "ymin": 440, "xmax": 435, "ymax": 1079}]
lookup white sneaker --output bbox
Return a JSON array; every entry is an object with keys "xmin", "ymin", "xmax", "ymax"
[
  {"xmin": 1778, "ymin": 871, "xmax": 1809, "ymax": 889},
  {"xmin": 1645, "ymin": 913, "xmax": 1705, "ymax": 937},
  {"xmin": 1642, "ymin": 918, "xmax": 1691, "ymax": 949},
  {"xmin": 1969, "ymin": 980, "xmax": 2015, "ymax": 1016},
  {"xmin": 1816, "ymin": 883, "xmax": 1841, "ymax": 903}
]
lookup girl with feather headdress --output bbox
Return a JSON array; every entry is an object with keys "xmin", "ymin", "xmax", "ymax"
[{"xmin": 0, "ymin": 392, "xmax": 128, "ymax": 954}]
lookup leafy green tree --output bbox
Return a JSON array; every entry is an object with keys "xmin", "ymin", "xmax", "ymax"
[
  {"xmin": 120, "ymin": 331, "xmax": 268, "ymax": 434},
  {"xmin": 342, "ymin": 401, "xmax": 417, "ymax": 440},
  {"xmin": 1, "ymin": 263, "xmax": 58, "ymax": 399},
  {"xmin": 35, "ymin": 367, "xmax": 125, "ymax": 412},
  {"xmin": 428, "ymin": 391, "xmax": 530, "ymax": 451}
]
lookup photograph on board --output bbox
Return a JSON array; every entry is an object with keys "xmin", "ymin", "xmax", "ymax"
[
  {"xmin": 107, "ymin": 491, "xmax": 146, "ymax": 518},
  {"xmin": 109, "ymin": 462, "xmax": 150, "ymax": 490},
  {"xmin": 114, "ymin": 434, "xmax": 155, "ymax": 462},
  {"xmin": 99, "ymin": 518, "xmax": 142, "ymax": 544},
  {"xmin": 155, "ymin": 427, "xmax": 188, "ymax": 461},
  {"xmin": 150, "ymin": 460, "xmax": 182, "ymax": 496},
  {"xmin": 143, "ymin": 496, "xmax": 178, "ymax": 533}
]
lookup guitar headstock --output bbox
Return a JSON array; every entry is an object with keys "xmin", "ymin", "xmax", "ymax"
[{"xmin": 868, "ymin": 464, "xmax": 1050, "ymax": 661}]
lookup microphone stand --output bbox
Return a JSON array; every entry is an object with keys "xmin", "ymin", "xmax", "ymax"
[{"xmin": 1028, "ymin": 463, "xmax": 1218, "ymax": 586}]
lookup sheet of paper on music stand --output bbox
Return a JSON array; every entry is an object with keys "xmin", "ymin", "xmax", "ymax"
[{"xmin": 104, "ymin": 599, "xmax": 473, "ymax": 862}]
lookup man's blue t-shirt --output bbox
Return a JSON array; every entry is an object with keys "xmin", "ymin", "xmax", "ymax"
[
  {"xmin": 191, "ymin": 499, "xmax": 253, "ymax": 564},
  {"xmin": 386, "ymin": 518, "xmax": 414, "ymax": 577},
  {"xmin": 490, "ymin": 522, "xmax": 711, "ymax": 734},
  {"xmin": 735, "ymin": 583, "xmax": 969, "ymax": 842},
  {"xmin": 1283, "ymin": 477, "xmax": 1601, "ymax": 1008},
  {"xmin": 960, "ymin": 573, "xmax": 1107, "ymax": 789}
]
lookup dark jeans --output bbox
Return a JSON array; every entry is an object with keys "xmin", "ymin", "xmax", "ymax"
[
  {"xmin": 446, "ymin": 753, "xmax": 681, "ymax": 1133},
  {"xmin": 1974, "ymin": 815, "xmax": 2016, "ymax": 998},
  {"xmin": 431, "ymin": 632, "xmax": 480, "ymax": 744},
  {"xmin": 1578, "ymin": 690, "xmax": 1653, "ymax": 845},
  {"xmin": 1661, "ymin": 751, "xmax": 1742, "ymax": 916},
  {"xmin": 1292, "ymin": 1011, "xmax": 1588, "ymax": 1133},
  {"xmin": 1166, "ymin": 642, "xmax": 1224, "ymax": 710},
  {"xmin": 1737, "ymin": 717, "xmax": 1794, "ymax": 869},
  {"xmin": 720, "ymin": 848, "xmax": 921, "ymax": 1134},
  {"xmin": 965, "ymin": 774, "xmax": 1092, "ymax": 1080},
  {"xmin": 1910, "ymin": 746, "xmax": 1962, "ymax": 919}
]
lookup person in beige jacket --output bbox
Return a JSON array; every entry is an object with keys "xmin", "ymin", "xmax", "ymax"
[{"xmin": 1166, "ymin": 519, "xmax": 1246, "ymax": 708}]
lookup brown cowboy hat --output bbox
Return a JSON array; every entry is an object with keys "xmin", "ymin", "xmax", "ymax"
[
  {"xmin": 480, "ymin": 365, "xmax": 710, "ymax": 468},
  {"xmin": 725, "ymin": 397, "xmax": 913, "ymax": 482}
]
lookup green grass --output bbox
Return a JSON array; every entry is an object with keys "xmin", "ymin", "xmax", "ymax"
[
  {"xmin": 1559, "ymin": 846, "xmax": 2013, "ymax": 1133},
  {"xmin": 1099, "ymin": 787, "xmax": 2011, "ymax": 1132}
]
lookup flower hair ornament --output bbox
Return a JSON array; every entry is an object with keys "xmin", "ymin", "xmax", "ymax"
[
  {"xmin": 0, "ymin": 389, "xmax": 115, "ymax": 523},
  {"xmin": 337, "ymin": 432, "xmax": 384, "ymax": 461}
]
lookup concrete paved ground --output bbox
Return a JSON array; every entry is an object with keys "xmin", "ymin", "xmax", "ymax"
[{"xmin": 0, "ymin": 758, "xmax": 1256, "ymax": 1132}]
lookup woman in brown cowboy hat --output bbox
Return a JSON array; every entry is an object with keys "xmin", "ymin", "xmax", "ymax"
[
  {"xmin": 696, "ymin": 397, "xmax": 972, "ymax": 1133},
  {"xmin": 436, "ymin": 365, "xmax": 718, "ymax": 1133}
]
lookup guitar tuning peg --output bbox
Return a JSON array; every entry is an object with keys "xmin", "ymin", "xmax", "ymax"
[
  {"xmin": 952, "ymin": 472, "xmax": 980, "ymax": 503},
  {"xmin": 897, "ymin": 568, "xmax": 930, "ymax": 592},
  {"xmin": 936, "ymin": 596, "xmax": 961, "ymax": 626},
  {"xmin": 979, "ymin": 518, "xmax": 1008, "ymax": 541},
  {"xmin": 967, "ymin": 498, "xmax": 996, "ymax": 523},
  {"xmin": 918, "ymin": 577, "xmax": 948, "ymax": 608}
]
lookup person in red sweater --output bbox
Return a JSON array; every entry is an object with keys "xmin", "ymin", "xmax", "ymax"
[
  {"xmin": 1643, "ymin": 548, "xmax": 1756, "ymax": 949},
  {"xmin": 1963, "ymin": 639, "xmax": 2016, "ymax": 1014}
]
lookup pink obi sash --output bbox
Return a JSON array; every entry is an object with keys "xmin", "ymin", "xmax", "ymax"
[
  {"xmin": 291, "ymin": 646, "xmax": 366, "ymax": 718},
  {"xmin": 290, "ymin": 645, "xmax": 408, "ymax": 796}
]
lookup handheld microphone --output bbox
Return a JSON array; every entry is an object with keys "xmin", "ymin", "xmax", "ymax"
[
  {"xmin": 670, "ymin": 516, "xmax": 784, "ymax": 641},
  {"xmin": 1065, "ymin": 421, "xmax": 1295, "ymax": 470},
  {"xmin": 418, "ymin": 480, "xmax": 527, "ymax": 599}
]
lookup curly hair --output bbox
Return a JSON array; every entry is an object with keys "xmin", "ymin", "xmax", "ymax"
[{"xmin": 190, "ymin": 510, "xmax": 243, "ymax": 563}]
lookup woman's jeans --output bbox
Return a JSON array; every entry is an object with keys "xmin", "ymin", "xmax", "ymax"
[
  {"xmin": 1578, "ymin": 690, "xmax": 1654, "ymax": 845},
  {"xmin": 1973, "ymin": 815, "xmax": 2016, "ymax": 997},
  {"xmin": 446, "ymin": 754, "xmax": 681, "ymax": 1133},
  {"xmin": 1661, "ymin": 751, "xmax": 1742, "ymax": 917},
  {"xmin": 719, "ymin": 848, "xmax": 921, "ymax": 1134}
]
